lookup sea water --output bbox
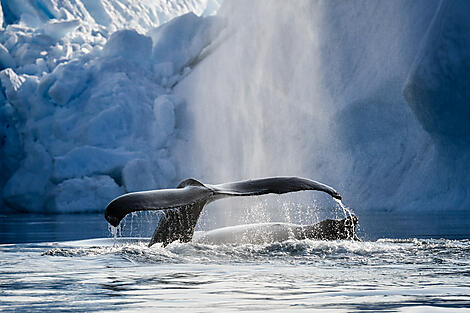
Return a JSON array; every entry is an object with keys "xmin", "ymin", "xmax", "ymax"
[{"xmin": 1, "ymin": 215, "xmax": 470, "ymax": 312}]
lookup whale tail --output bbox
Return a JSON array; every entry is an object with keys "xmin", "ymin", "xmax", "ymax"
[
  {"xmin": 148, "ymin": 201, "xmax": 207, "ymax": 247},
  {"xmin": 104, "ymin": 176, "xmax": 343, "ymax": 247}
]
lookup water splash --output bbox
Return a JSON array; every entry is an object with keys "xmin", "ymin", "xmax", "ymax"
[
  {"xmin": 334, "ymin": 198, "xmax": 354, "ymax": 219},
  {"xmin": 42, "ymin": 237, "xmax": 470, "ymax": 268},
  {"xmin": 108, "ymin": 224, "xmax": 122, "ymax": 241}
]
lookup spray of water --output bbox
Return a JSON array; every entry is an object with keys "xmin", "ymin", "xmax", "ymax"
[
  {"xmin": 175, "ymin": 1, "xmax": 338, "ymax": 227},
  {"xmin": 334, "ymin": 198, "xmax": 354, "ymax": 220},
  {"xmin": 173, "ymin": 0, "xmax": 448, "ymax": 232},
  {"xmin": 108, "ymin": 224, "xmax": 121, "ymax": 241}
]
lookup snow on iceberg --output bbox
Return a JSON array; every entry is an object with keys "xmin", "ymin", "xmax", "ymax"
[
  {"xmin": 102, "ymin": 30, "xmax": 152, "ymax": 66},
  {"xmin": 148, "ymin": 12, "xmax": 223, "ymax": 81},
  {"xmin": 0, "ymin": 0, "xmax": 223, "ymax": 213}
]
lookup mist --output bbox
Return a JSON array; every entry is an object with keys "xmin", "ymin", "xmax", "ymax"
[{"xmin": 174, "ymin": 0, "xmax": 469, "ymax": 235}]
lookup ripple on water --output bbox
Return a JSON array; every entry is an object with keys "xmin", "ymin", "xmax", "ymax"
[
  {"xmin": 38, "ymin": 237, "xmax": 470, "ymax": 267},
  {"xmin": 2, "ymin": 238, "xmax": 470, "ymax": 312}
]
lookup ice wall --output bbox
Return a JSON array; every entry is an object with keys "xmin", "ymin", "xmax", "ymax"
[
  {"xmin": 174, "ymin": 0, "xmax": 470, "ymax": 228},
  {"xmin": 0, "ymin": 0, "xmax": 223, "ymax": 213},
  {"xmin": 2, "ymin": 0, "xmax": 469, "ymax": 233},
  {"xmin": 404, "ymin": 0, "xmax": 470, "ymax": 148}
]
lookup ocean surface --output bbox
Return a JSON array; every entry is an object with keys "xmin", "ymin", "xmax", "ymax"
[{"xmin": 1, "ymin": 214, "xmax": 470, "ymax": 312}]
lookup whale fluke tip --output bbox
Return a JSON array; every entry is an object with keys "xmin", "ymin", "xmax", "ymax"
[{"xmin": 105, "ymin": 212, "xmax": 120, "ymax": 227}]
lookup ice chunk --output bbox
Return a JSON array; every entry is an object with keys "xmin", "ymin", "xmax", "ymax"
[
  {"xmin": 201, "ymin": 0, "xmax": 223, "ymax": 17},
  {"xmin": 48, "ymin": 60, "xmax": 89, "ymax": 105},
  {"xmin": 82, "ymin": 105, "xmax": 130, "ymax": 148},
  {"xmin": 122, "ymin": 158, "xmax": 157, "ymax": 192},
  {"xmin": 0, "ymin": 44, "xmax": 15, "ymax": 69},
  {"xmin": 102, "ymin": 30, "xmax": 152, "ymax": 66},
  {"xmin": 1, "ymin": 0, "xmax": 20, "ymax": 26},
  {"xmin": 53, "ymin": 145, "xmax": 141, "ymax": 182},
  {"xmin": 148, "ymin": 12, "xmax": 222, "ymax": 74},
  {"xmin": 1, "ymin": 0, "xmax": 57, "ymax": 27},
  {"xmin": 0, "ymin": 2, "xmax": 3, "ymax": 28},
  {"xmin": 0, "ymin": 68, "xmax": 25, "ymax": 103},
  {"xmin": 156, "ymin": 157, "xmax": 176, "ymax": 186},
  {"xmin": 41, "ymin": 20, "xmax": 80, "ymax": 41},
  {"xmin": 2, "ymin": 142, "xmax": 52, "ymax": 212},
  {"xmin": 153, "ymin": 95, "xmax": 176, "ymax": 147},
  {"xmin": 11, "ymin": 33, "xmax": 55, "ymax": 67},
  {"xmin": 81, "ymin": 0, "xmax": 111, "ymax": 26},
  {"xmin": 49, "ymin": 175, "xmax": 123, "ymax": 213}
]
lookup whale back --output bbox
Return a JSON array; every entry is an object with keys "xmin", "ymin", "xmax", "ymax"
[
  {"xmin": 302, "ymin": 215, "xmax": 359, "ymax": 240},
  {"xmin": 193, "ymin": 217, "xmax": 360, "ymax": 245}
]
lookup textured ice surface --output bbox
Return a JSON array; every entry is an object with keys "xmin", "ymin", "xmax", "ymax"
[
  {"xmin": 404, "ymin": 0, "xmax": 470, "ymax": 146},
  {"xmin": 0, "ymin": 0, "xmax": 222, "ymax": 212}
]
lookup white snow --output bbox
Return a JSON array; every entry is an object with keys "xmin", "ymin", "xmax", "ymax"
[{"xmin": 148, "ymin": 12, "xmax": 223, "ymax": 78}]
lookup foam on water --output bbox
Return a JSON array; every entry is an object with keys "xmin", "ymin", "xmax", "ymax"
[
  {"xmin": 2, "ymin": 236, "xmax": 470, "ymax": 312},
  {"xmin": 38, "ymin": 236, "xmax": 470, "ymax": 266}
]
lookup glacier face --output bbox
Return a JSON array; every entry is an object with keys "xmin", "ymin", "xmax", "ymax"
[
  {"xmin": 174, "ymin": 0, "xmax": 470, "ymax": 228},
  {"xmin": 404, "ymin": 0, "xmax": 470, "ymax": 148},
  {"xmin": 0, "ymin": 0, "xmax": 223, "ymax": 212},
  {"xmin": 1, "ymin": 0, "xmax": 469, "ymax": 234}
]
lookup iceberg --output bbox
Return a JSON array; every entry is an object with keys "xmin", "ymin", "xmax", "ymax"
[
  {"xmin": 1, "ymin": 0, "xmax": 469, "ymax": 239},
  {"xmin": 0, "ymin": 0, "xmax": 223, "ymax": 213}
]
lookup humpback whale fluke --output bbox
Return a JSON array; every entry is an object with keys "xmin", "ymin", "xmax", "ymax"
[{"xmin": 104, "ymin": 176, "xmax": 344, "ymax": 247}]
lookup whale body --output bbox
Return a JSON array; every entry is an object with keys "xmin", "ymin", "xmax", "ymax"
[{"xmin": 194, "ymin": 216, "xmax": 359, "ymax": 245}]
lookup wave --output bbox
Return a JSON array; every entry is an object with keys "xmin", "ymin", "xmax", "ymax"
[{"xmin": 41, "ymin": 237, "xmax": 470, "ymax": 268}]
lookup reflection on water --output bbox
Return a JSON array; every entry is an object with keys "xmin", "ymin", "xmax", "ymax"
[
  {"xmin": 2, "ymin": 210, "xmax": 470, "ymax": 244},
  {"xmin": 0, "ymin": 214, "xmax": 108, "ymax": 244},
  {"xmin": 0, "ymin": 213, "xmax": 158, "ymax": 244}
]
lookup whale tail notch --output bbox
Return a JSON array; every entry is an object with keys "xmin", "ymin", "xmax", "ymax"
[{"xmin": 176, "ymin": 178, "xmax": 206, "ymax": 188}]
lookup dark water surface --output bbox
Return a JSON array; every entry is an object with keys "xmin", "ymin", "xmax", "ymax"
[{"xmin": 1, "ymin": 211, "xmax": 469, "ymax": 244}]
